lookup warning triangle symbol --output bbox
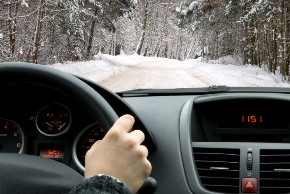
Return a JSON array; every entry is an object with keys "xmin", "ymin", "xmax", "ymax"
[{"xmin": 246, "ymin": 182, "xmax": 253, "ymax": 188}]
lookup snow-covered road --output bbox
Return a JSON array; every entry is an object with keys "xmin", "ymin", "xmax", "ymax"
[
  {"xmin": 99, "ymin": 58, "xmax": 216, "ymax": 92},
  {"xmin": 51, "ymin": 54, "xmax": 290, "ymax": 92}
]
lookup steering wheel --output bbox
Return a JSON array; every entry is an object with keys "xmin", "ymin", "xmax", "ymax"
[{"xmin": 0, "ymin": 63, "xmax": 119, "ymax": 194}]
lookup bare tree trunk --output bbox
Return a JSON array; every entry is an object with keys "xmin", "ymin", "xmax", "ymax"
[
  {"xmin": 243, "ymin": 2, "xmax": 251, "ymax": 65},
  {"xmin": 279, "ymin": 19, "xmax": 286, "ymax": 78},
  {"xmin": 143, "ymin": 16, "xmax": 153, "ymax": 57},
  {"xmin": 186, "ymin": 37, "xmax": 197, "ymax": 60},
  {"xmin": 287, "ymin": 9, "xmax": 290, "ymax": 80},
  {"xmin": 136, "ymin": 0, "xmax": 149, "ymax": 55},
  {"xmin": 87, "ymin": 6, "xmax": 98, "ymax": 57},
  {"xmin": 175, "ymin": 30, "xmax": 181, "ymax": 60},
  {"xmin": 273, "ymin": 26, "xmax": 277, "ymax": 72},
  {"xmin": 8, "ymin": 0, "xmax": 18, "ymax": 59},
  {"xmin": 110, "ymin": 32, "xmax": 116, "ymax": 56},
  {"xmin": 153, "ymin": 1, "xmax": 170, "ymax": 57},
  {"xmin": 266, "ymin": 26, "xmax": 273, "ymax": 73},
  {"xmin": 283, "ymin": 0, "xmax": 289, "ymax": 77},
  {"xmin": 164, "ymin": 42, "xmax": 168, "ymax": 58},
  {"xmin": 32, "ymin": 0, "xmax": 45, "ymax": 64}
]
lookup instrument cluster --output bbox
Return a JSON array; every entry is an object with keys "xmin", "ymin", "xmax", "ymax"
[{"xmin": 0, "ymin": 84, "xmax": 105, "ymax": 173}]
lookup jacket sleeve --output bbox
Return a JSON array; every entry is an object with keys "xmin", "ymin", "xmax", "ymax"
[{"xmin": 68, "ymin": 175, "xmax": 132, "ymax": 194}]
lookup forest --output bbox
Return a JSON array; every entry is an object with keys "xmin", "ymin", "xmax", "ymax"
[{"xmin": 1, "ymin": 0, "xmax": 290, "ymax": 80}]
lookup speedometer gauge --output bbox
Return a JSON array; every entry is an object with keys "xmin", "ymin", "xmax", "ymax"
[
  {"xmin": 72, "ymin": 123, "xmax": 105, "ymax": 172},
  {"xmin": 0, "ymin": 118, "xmax": 25, "ymax": 153},
  {"xmin": 36, "ymin": 103, "xmax": 71, "ymax": 137}
]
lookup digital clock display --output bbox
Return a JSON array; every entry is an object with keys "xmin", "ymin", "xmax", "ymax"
[
  {"xmin": 217, "ymin": 112, "xmax": 287, "ymax": 129},
  {"xmin": 242, "ymin": 115, "xmax": 263, "ymax": 123}
]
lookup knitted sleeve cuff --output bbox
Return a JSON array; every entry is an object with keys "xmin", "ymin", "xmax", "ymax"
[{"xmin": 68, "ymin": 174, "xmax": 132, "ymax": 194}]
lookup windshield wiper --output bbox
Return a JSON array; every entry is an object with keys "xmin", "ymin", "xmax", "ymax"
[
  {"xmin": 117, "ymin": 85, "xmax": 290, "ymax": 97},
  {"xmin": 117, "ymin": 85, "xmax": 228, "ymax": 97}
]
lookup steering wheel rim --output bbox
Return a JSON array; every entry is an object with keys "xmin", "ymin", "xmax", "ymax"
[
  {"xmin": 0, "ymin": 62, "xmax": 119, "ymax": 193},
  {"xmin": 0, "ymin": 62, "xmax": 119, "ymax": 132}
]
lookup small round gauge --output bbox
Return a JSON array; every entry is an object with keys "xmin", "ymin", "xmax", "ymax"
[
  {"xmin": 0, "ymin": 118, "xmax": 25, "ymax": 153},
  {"xmin": 36, "ymin": 103, "xmax": 71, "ymax": 137},
  {"xmin": 72, "ymin": 123, "xmax": 105, "ymax": 172}
]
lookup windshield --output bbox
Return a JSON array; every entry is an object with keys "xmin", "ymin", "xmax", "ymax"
[{"xmin": 1, "ymin": 0, "xmax": 290, "ymax": 92}]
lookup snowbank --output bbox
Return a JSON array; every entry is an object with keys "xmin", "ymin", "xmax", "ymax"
[
  {"xmin": 208, "ymin": 55, "xmax": 243, "ymax": 66},
  {"xmin": 184, "ymin": 59, "xmax": 289, "ymax": 88}
]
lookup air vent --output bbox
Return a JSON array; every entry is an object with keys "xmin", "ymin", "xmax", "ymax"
[
  {"xmin": 193, "ymin": 147, "xmax": 240, "ymax": 193},
  {"xmin": 260, "ymin": 149, "xmax": 290, "ymax": 194}
]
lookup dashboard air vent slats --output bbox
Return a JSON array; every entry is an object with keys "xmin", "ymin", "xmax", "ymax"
[
  {"xmin": 193, "ymin": 147, "xmax": 240, "ymax": 194},
  {"xmin": 260, "ymin": 149, "xmax": 290, "ymax": 194}
]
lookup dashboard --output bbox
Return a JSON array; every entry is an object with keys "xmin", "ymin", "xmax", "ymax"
[
  {"xmin": 0, "ymin": 83, "xmax": 101, "ymax": 171},
  {"xmin": 121, "ymin": 91, "xmax": 290, "ymax": 194},
  {"xmin": 1, "ymin": 65, "xmax": 290, "ymax": 194}
]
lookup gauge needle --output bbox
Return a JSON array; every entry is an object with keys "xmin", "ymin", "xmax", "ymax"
[
  {"xmin": 45, "ymin": 122, "xmax": 54, "ymax": 127},
  {"xmin": 58, "ymin": 123, "xmax": 66, "ymax": 130}
]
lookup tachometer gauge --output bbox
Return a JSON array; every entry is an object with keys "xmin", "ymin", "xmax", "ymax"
[
  {"xmin": 72, "ymin": 123, "xmax": 105, "ymax": 172},
  {"xmin": 0, "ymin": 118, "xmax": 25, "ymax": 153},
  {"xmin": 36, "ymin": 103, "xmax": 71, "ymax": 137}
]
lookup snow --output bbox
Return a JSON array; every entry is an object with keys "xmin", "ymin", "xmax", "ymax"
[
  {"xmin": 189, "ymin": 1, "xmax": 199, "ymax": 11},
  {"xmin": 209, "ymin": 55, "xmax": 243, "ymax": 66},
  {"xmin": 133, "ymin": 0, "xmax": 138, "ymax": 5},
  {"xmin": 51, "ymin": 53, "xmax": 145, "ymax": 83},
  {"xmin": 181, "ymin": 10, "xmax": 188, "ymax": 16},
  {"xmin": 20, "ymin": 0, "xmax": 29, "ymax": 8},
  {"xmin": 184, "ymin": 60, "xmax": 289, "ymax": 88},
  {"xmin": 50, "ymin": 54, "xmax": 290, "ymax": 92}
]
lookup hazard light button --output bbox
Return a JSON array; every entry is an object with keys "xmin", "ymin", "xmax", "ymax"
[{"xmin": 242, "ymin": 178, "xmax": 257, "ymax": 193}]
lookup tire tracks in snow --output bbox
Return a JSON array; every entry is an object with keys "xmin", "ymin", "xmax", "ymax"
[{"xmin": 98, "ymin": 58, "xmax": 216, "ymax": 92}]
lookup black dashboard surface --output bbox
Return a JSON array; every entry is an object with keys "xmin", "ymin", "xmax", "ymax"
[
  {"xmin": 124, "ymin": 93, "xmax": 290, "ymax": 194},
  {"xmin": 2, "ymin": 79, "xmax": 290, "ymax": 194}
]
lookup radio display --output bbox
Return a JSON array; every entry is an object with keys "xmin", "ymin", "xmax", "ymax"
[{"xmin": 217, "ymin": 111, "xmax": 287, "ymax": 129}]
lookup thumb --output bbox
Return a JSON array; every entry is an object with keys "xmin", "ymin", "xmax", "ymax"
[{"xmin": 108, "ymin": 114, "xmax": 135, "ymax": 134}]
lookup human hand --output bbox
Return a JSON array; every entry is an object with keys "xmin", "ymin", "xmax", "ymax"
[{"xmin": 84, "ymin": 114, "xmax": 152, "ymax": 194}]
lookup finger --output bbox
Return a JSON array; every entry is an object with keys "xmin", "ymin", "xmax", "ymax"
[
  {"xmin": 89, "ymin": 140, "xmax": 101, "ymax": 151},
  {"xmin": 129, "ymin": 130, "xmax": 145, "ymax": 144},
  {"xmin": 139, "ymin": 145, "xmax": 149, "ymax": 158},
  {"xmin": 110, "ymin": 114, "xmax": 135, "ymax": 133},
  {"xmin": 143, "ymin": 160, "xmax": 152, "ymax": 177}
]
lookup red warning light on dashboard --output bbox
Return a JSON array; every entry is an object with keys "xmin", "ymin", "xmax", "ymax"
[
  {"xmin": 246, "ymin": 182, "xmax": 253, "ymax": 188},
  {"xmin": 242, "ymin": 178, "xmax": 257, "ymax": 193}
]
